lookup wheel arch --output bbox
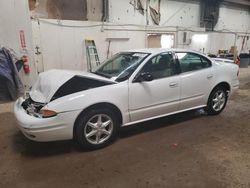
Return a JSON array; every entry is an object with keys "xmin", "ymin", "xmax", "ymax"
[
  {"xmin": 207, "ymin": 81, "xmax": 231, "ymax": 104},
  {"xmin": 73, "ymin": 102, "xmax": 123, "ymax": 138},
  {"xmin": 212, "ymin": 82, "xmax": 231, "ymax": 95},
  {"xmin": 205, "ymin": 81, "xmax": 230, "ymax": 115}
]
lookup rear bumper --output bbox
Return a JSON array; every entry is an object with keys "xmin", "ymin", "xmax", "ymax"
[
  {"xmin": 231, "ymin": 84, "xmax": 239, "ymax": 94},
  {"xmin": 14, "ymin": 97, "xmax": 80, "ymax": 142},
  {"xmin": 230, "ymin": 79, "xmax": 239, "ymax": 96}
]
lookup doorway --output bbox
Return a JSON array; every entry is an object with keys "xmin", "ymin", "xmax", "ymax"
[{"xmin": 147, "ymin": 33, "xmax": 175, "ymax": 48}]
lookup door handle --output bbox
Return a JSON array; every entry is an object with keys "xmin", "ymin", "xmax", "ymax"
[
  {"xmin": 169, "ymin": 82, "xmax": 178, "ymax": 88},
  {"xmin": 207, "ymin": 74, "xmax": 213, "ymax": 79}
]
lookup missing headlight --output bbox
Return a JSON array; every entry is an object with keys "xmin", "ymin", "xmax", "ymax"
[{"xmin": 22, "ymin": 97, "xmax": 46, "ymax": 117}]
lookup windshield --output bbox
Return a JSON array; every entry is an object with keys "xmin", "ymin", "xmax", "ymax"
[{"xmin": 92, "ymin": 52, "xmax": 150, "ymax": 82}]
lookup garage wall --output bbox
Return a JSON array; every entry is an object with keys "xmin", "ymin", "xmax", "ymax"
[
  {"xmin": 32, "ymin": 20, "xmax": 146, "ymax": 72},
  {"xmin": 109, "ymin": 0, "xmax": 200, "ymax": 27},
  {"xmin": 33, "ymin": 1, "xmax": 249, "ymax": 74},
  {"xmin": 1, "ymin": 0, "xmax": 250, "ymax": 87},
  {"xmin": 109, "ymin": 0, "xmax": 250, "ymax": 31},
  {"xmin": 0, "ymin": 0, "xmax": 37, "ymax": 88},
  {"xmin": 109, "ymin": 0, "xmax": 250, "ymax": 54},
  {"xmin": 215, "ymin": 5, "xmax": 250, "ymax": 32},
  {"xmin": 33, "ymin": 19, "xmax": 249, "ymax": 74}
]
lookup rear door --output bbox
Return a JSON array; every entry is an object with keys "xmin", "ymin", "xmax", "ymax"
[{"xmin": 175, "ymin": 52, "xmax": 215, "ymax": 110}]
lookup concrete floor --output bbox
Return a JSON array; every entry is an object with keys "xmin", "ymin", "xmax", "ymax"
[{"xmin": 0, "ymin": 68, "xmax": 250, "ymax": 188}]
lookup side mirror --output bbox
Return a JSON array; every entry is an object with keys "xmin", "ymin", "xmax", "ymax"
[{"xmin": 134, "ymin": 72, "xmax": 153, "ymax": 82}]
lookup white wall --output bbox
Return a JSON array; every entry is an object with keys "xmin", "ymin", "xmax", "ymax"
[
  {"xmin": 215, "ymin": 5, "xmax": 250, "ymax": 32},
  {"xmin": 109, "ymin": 0, "xmax": 200, "ymax": 27},
  {"xmin": 1, "ymin": 0, "xmax": 250, "ymax": 87},
  {"xmin": 33, "ymin": 0, "xmax": 249, "ymax": 73},
  {"xmin": 0, "ymin": 0, "xmax": 37, "ymax": 88},
  {"xmin": 32, "ymin": 20, "xmax": 147, "ymax": 71},
  {"xmin": 109, "ymin": 0, "xmax": 250, "ymax": 31},
  {"xmin": 87, "ymin": 0, "xmax": 103, "ymax": 21},
  {"xmin": 109, "ymin": 0, "xmax": 250, "ymax": 54}
]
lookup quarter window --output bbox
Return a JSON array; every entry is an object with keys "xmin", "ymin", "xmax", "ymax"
[
  {"xmin": 176, "ymin": 52, "xmax": 211, "ymax": 73},
  {"xmin": 140, "ymin": 53, "xmax": 177, "ymax": 79}
]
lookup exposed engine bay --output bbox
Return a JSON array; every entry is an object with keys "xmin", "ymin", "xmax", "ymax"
[{"xmin": 21, "ymin": 96, "xmax": 46, "ymax": 118}]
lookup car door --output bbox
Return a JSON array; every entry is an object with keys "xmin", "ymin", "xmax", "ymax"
[
  {"xmin": 128, "ymin": 52, "xmax": 180, "ymax": 122},
  {"xmin": 175, "ymin": 52, "xmax": 215, "ymax": 110}
]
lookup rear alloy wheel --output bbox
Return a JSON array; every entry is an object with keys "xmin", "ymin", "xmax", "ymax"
[
  {"xmin": 205, "ymin": 87, "xmax": 228, "ymax": 115},
  {"xmin": 75, "ymin": 108, "xmax": 118, "ymax": 149}
]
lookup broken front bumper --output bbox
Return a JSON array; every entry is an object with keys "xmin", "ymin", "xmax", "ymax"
[{"xmin": 14, "ymin": 97, "xmax": 80, "ymax": 142}]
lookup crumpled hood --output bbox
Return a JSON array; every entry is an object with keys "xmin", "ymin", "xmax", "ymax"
[{"xmin": 29, "ymin": 69, "xmax": 114, "ymax": 103}]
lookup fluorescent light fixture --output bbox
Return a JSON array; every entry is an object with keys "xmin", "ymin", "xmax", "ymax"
[{"xmin": 192, "ymin": 34, "xmax": 208, "ymax": 43}]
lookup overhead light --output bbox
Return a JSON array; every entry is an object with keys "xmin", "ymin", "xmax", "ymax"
[{"xmin": 192, "ymin": 34, "xmax": 208, "ymax": 43}]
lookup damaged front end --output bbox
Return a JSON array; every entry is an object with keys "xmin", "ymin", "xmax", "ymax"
[
  {"xmin": 21, "ymin": 94, "xmax": 46, "ymax": 118},
  {"xmin": 18, "ymin": 69, "xmax": 116, "ymax": 119}
]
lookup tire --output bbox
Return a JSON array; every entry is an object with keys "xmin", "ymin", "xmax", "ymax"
[
  {"xmin": 205, "ymin": 86, "xmax": 228, "ymax": 115},
  {"xmin": 74, "ymin": 108, "xmax": 118, "ymax": 150}
]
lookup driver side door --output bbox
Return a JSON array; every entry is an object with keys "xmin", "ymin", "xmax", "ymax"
[{"xmin": 128, "ymin": 52, "xmax": 180, "ymax": 122}]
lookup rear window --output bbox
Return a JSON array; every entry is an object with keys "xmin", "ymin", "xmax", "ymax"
[{"xmin": 176, "ymin": 52, "xmax": 211, "ymax": 73}]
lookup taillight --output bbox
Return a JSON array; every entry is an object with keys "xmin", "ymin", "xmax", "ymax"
[{"xmin": 39, "ymin": 109, "xmax": 57, "ymax": 118}]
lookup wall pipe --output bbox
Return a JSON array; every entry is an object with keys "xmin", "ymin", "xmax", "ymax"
[
  {"xmin": 36, "ymin": 19, "xmax": 250, "ymax": 36},
  {"xmin": 103, "ymin": 27, "xmax": 250, "ymax": 35}
]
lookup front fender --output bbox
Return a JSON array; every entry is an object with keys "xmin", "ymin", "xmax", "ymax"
[{"xmin": 45, "ymin": 82, "xmax": 130, "ymax": 124}]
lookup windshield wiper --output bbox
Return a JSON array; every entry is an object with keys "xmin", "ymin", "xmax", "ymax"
[{"xmin": 91, "ymin": 71, "xmax": 111, "ymax": 79}]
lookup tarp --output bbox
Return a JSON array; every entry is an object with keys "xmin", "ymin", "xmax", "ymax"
[
  {"xmin": 0, "ymin": 47, "xmax": 24, "ymax": 101},
  {"xmin": 149, "ymin": 0, "xmax": 161, "ymax": 25}
]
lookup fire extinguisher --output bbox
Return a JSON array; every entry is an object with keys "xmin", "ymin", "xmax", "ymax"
[
  {"xmin": 19, "ymin": 30, "xmax": 30, "ymax": 74},
  {"xmin": 22, "ymin": 55, "xmax": 30, "ymax": 74}
]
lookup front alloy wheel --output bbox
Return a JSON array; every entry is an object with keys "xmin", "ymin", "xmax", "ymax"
[
  {"xmin": 75, "ymin": 108, "xmax": 118, "ymax": 149},
  {"xmin": 84, "ymin": 114, "xmax": 113, "ymax": 145}
]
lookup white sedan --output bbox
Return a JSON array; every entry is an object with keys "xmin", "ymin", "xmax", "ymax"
[{"xmin": 14, "ymin": 49, "xmax": 239, "ymax": 149}]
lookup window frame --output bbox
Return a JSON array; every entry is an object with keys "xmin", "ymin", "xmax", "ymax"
[
  {"xmin": 133, "ymin": 52, "xmax": 179, "ymax": 82},
  {"xmin": 93, "ymin": 52, "xmax": 150, "ymax": 82},
  {"xmin": 174, "ymin": 52, "xmax": 212, "ymax": 74}
]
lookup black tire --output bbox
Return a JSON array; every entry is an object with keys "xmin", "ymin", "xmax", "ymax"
[
  {"xmin": 74, "ymin": 108, "xmax": 118, "ymax": 150},
  {"xmin": 205, "ymin": 86, "xmax": 228, "ymax": 115}
]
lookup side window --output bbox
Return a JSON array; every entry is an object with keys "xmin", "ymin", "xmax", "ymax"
[
  {"xmin": 176, "ymin": 52, "xmax": 211, "ymax": 73},
  {"xmin": 140, "ymin": 53, "xmax": 177, "ymax": 79}
]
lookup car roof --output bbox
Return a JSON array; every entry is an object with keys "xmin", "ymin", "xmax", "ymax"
[{"xmin": 123, "ymin": 48, "xmax": 205, "ymax": 56}]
